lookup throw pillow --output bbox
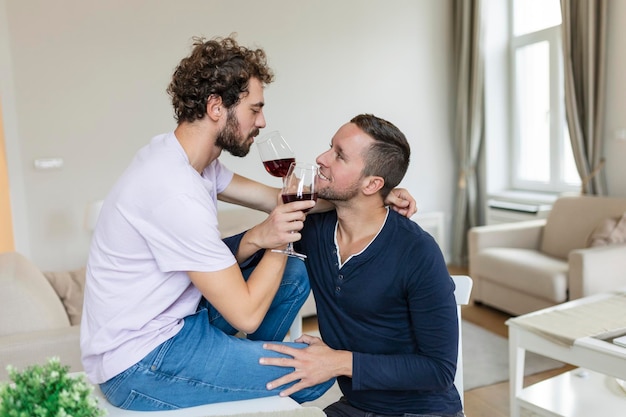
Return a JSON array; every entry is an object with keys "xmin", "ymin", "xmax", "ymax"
[
  {"xmin": 586, "ymin": 212, "xmax": 626, "ymax": 247},
  {"xmin": 43, "ymin": 267, "xmax": 86, "ymax": 326}
]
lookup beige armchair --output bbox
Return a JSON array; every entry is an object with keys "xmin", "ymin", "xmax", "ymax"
[{"xmin": 468, "ymin": 195, "xmax": 626, "ymax": 315}]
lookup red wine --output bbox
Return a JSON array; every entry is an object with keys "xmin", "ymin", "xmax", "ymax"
[
  {"xmin": 282, "ymin": 192, "xmax": 318, "ymax": 212},
  {"xmin": 263, "ymin": 158, "xmax": 295, "ymax": 177}
]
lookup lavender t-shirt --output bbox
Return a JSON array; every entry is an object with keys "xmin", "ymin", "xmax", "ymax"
[{"xmin": 80, "ymin": 132, "xmax": 235, "ymax": 384}]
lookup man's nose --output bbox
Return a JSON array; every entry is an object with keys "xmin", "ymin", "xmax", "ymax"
[{"xmin": 256, "ymin": 112, "xmax": 267, "ymax": 128}]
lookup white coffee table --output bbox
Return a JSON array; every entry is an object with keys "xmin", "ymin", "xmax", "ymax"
[{"xmin": 506, "ymin": 290, "xmax": 626, "ymax": 417}]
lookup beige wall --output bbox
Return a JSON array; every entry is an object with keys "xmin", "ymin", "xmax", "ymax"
[{"xmin": 0, "ymin": 100, "xmax": 15, "ymax": 252}]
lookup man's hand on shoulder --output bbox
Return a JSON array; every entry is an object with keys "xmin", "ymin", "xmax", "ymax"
[{"xmin": 385, "ymin": 188, "xmax": 418, "ymax": 218}]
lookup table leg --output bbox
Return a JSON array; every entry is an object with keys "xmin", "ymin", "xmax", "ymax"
[{"xmin": 509, "ymin": 327, "xmax": 526, "ymax": 417}]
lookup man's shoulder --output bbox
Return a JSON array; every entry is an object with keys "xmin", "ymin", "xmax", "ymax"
[
  {"xmin": 386, "ymin": 210, "xmax": 439, "ymax": 247},
  {"xmin": 387, "ymin": 210, "xmax": 421, "ymax": 232}
]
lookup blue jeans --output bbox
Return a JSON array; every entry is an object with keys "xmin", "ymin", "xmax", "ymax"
[{"xmin": 100, "ymin": 258, "xmax": 334, "ymax": 411}]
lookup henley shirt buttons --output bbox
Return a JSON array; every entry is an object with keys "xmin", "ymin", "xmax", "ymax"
[
  {"xmin": 335, "ymin": 286, "xmax": 341, "ymax": 293},
  {"xmin": 338, "ymin": 274, "xmax": 344, "ymax": 281}
]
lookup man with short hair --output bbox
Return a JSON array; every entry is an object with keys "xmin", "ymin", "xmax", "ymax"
[{"xmin": 261, "ymin": 114, "xmax": 463, "ymax": 417}]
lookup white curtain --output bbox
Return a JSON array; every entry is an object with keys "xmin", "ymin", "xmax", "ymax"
[
  {"xmin": 450, "ymin": 0, "xmax": 485, "ymax": 266},
  {"xmin": 561, "ymin": 0, "xmax": 608, "ymax": 195}
]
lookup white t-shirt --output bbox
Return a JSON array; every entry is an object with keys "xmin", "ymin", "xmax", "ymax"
[{"xmin": 80, "ymin": 132, "xmax": 235, "ymax": 384}]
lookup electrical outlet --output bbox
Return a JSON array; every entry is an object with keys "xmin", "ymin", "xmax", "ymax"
[{"xmin": 34, "ymin": 158, "xmax": 64, "ymax": 170}]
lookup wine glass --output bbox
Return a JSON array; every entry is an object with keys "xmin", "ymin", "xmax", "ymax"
[
  {"xmin": 274, "ymin": 162, "xmax": 318, "ymax": 260},
  {"xmin": 256, "ymin": 130, "xmax": 296, "ymax": 178}
]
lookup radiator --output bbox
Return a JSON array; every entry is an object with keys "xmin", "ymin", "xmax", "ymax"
[{"xmin": 487, "ymin": 199, "xmax": 552, "ymax": 225}]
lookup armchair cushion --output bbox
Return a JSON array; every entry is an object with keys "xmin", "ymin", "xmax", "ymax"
[
  {"xmin": 472, "ymin": 248, "xmax": 568, "ymax": 303},
  {"xmin": 43, "ymin": 267, "xmax": 87, "ymax": 326},
  {"xmin": 0, "ymin": 252, "xmax": 70, "ymax": 337},
  {"xmin": 541, "ymin": 196, "xmax": 626, "ymax": 259},
  {"xmin": 586, "ymin": 212, "xmax": 626, "ymax": 247},
  {"xmin": 0, "ymin": 326, "xmax": 82, "ymax": 380}
]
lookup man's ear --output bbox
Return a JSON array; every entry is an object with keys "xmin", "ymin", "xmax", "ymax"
[
  {"xmin": 361, "ymin": 176, "xmax": 385, "ymax": 196},
  {"xmin": 207, "ymin": 95, "xmax": 223, "ymax": 122}
]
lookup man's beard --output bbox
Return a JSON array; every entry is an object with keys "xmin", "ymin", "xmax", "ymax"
[
  {"xmin": 215, "ymin": 110, "xmax": 257, "ymax": 157},
  {"xmin": 318, "ymin": 181, "xmax": 360, "ymax": 202}
]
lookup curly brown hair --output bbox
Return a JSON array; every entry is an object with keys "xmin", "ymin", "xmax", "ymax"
[{"xmin": 167, "ymin": 35, "xmax": 275, "ymax": 123}]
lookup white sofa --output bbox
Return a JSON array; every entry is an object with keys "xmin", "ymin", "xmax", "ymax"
[
  {"xmin": 0, "ymin": 252, "xmax": 84, "ymax": 380},
  {"xmin": 468, "ymin": 195, "xmax": 626, "ymax": 316}
]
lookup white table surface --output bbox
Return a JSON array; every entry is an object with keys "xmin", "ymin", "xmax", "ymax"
[{"xmin": 506, "ymin": 290, "xmax": 626, "ymax": 417}]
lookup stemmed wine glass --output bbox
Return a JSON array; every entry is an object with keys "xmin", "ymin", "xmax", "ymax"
[
  {"xmin": 274, "ymin": 162, "xmax": 318, "ymax": 259},
  {"xmin": 256, "ymin": 131, "xmax": 317, "ymax": 259},
  {"xmin": 256, "ymin": 131, "xmax": 296, "ymax": 178}
]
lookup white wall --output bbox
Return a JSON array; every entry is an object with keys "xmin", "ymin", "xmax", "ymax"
[
  {"xmin": 0, "ymin": 0, "xmax": 29, "ymax": 254},
  {"xmin": 483, "ymin": 0, "xmax": 510, "ymax": 195},
  {"xmin": 1, "ymin": 0, "xmax": 455, "ymax": 270}
]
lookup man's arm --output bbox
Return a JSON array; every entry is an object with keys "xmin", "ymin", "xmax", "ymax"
[
  {"xmin": 218, "ymin": 173, "xmax": 336, "ymax": 214},
  {"xmin": 233, "ymin": 199, "xmax": 313, "ymax": 261},
  {"xmin": 218, "ymin": 173, "xmax": 278, "ymax": 213},
  {"xmin": 190, "ymin": 199, "xmax": 315, "ymax": 334},
  {"xmin": 188, "ymin": 251, "xmax": 286, "ymax": 335},
  {"xmin": 219, "ymin": 173, "xmax": 417, "ymax": 217}
]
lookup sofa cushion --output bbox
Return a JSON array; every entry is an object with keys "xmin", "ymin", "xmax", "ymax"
[
  {"xmin": 586, "ymin": 212, "xmax": 626, "ymax": 247},
  {"xmin": 0, "ymin": 252, "xmax": 70, "ymax": 337},
  {"xmin": 43, "ymin": 267, "xmax": 86, "ymax": 326},
  {"xmin": 0, "ymin": 326, "xmax": 82, "ymax": 381},
  {"xmin": 473, "ymin": 248, "xmax": 568, "ymax": 303},
  {"xmin": 540, "ymin": 195, "xmax": 626, "ymax": 259}
]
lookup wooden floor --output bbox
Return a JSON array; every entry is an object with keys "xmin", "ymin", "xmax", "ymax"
[
  {"xmin": 302, "ymin": 266, "xmax": 574, "ymax": 417},
  {"xmin": 459, "ymin": 302, "xmax": 573, "ymax": 416}
]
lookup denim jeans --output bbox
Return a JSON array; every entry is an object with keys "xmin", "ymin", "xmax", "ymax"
[
  {"xmin": 324, "ymin": 397, "xmax": 465, "ymax": 417},
  {"xmin": 100, "ymin": 257, "xmax": 335, "ymax": 411}
]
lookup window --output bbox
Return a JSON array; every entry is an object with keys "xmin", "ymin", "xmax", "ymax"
[{"xmin": 510, "ymin": 0, "xmax": 580, "ymax": 192}]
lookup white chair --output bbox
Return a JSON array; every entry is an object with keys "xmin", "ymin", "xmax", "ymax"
[{"xmin": 452, "ymin": 274, "xmax": 473, "ymax": 407}]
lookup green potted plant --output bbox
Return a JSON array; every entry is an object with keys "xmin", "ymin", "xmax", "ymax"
[{"xmin": 0, "ymin": 357, "xmax": 106, "ymax": 417}]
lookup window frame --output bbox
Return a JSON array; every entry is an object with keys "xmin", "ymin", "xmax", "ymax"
[{"xmin": 508, "ymin": 9, "xmax": 580, "ymax": 193}]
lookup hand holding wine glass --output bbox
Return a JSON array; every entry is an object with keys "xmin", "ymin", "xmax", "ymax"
[{"xmin": 274, "ymin": 162, "xmax": 318, "ymax": 260}]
